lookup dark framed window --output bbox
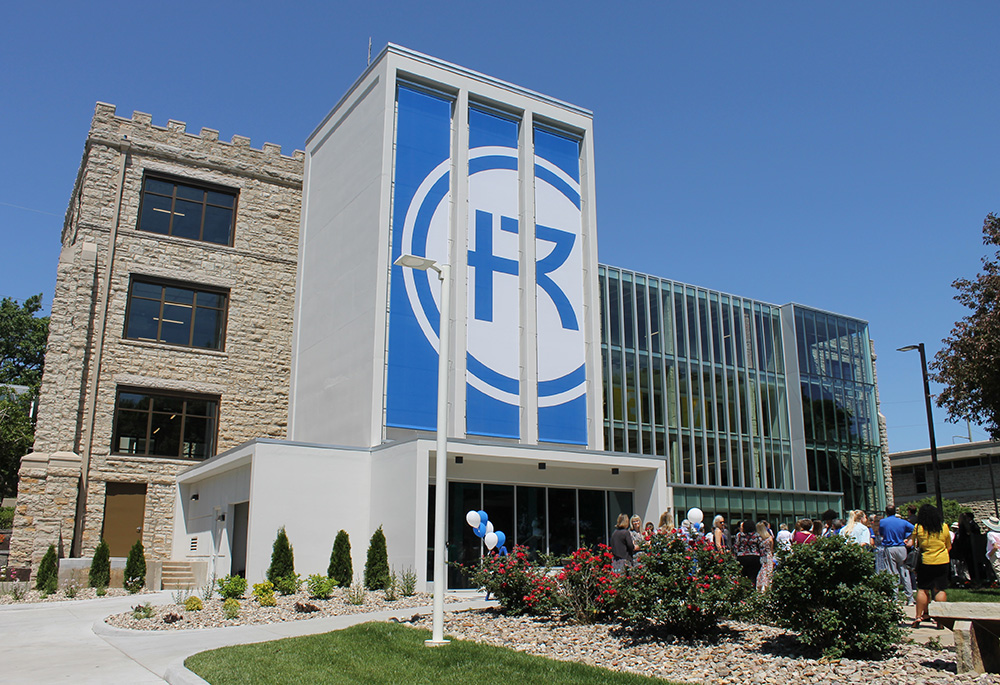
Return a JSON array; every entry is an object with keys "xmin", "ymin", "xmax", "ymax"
[
  {"xmin": 112, "ymin": 388, "xmax": 218, "ymax": 460},
  {"xmin": 124, "ymin": 278, "xmax": 228, "ymax": 350},
  {"xmin": 137, "ymin": 174, "xmax": 237, "ymax": 245}
]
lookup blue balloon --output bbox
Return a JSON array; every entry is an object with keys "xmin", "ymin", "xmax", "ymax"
[
  {"xmin": 499, "ymin": 546, "xmax": 508, "ymax": 556},
  {"xmin": 475, "ymin": 523, "xmax": 486, "ymax": 538},
  {"xmin": 495, "ymin": 531, "xmax": 506, "ymax": 549},
  {"xmin": 478, "ymin": 510, "xmax": 489, "ymax": 525}
]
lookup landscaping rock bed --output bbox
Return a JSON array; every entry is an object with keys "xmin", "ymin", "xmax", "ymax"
[
  {"xmin": 0, "ymin": 586, "xmax": 145, "ymax": 604},
  {"xmin": 408, "ymin": 609, "xmax": 1000, "ymax": 685},
  {"xmin": 106, "ymin": 588, "xmax": 460, "ymax": 631}
]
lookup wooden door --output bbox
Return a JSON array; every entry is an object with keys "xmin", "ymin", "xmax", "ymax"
[{"xmin": 103, "ymin": 482, "xmax": 146, "ymax": 556}]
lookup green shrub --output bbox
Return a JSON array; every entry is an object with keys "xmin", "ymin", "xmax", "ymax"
[
  {"xmin": 615, "ymin": 533, "xmax": 745, "ymax": 636},
  {"xmin": 222, "ymin": 597, "xmax": 240, "ymax": 619},
  {"xmin": 267, "ymin": 527, "xmax": 295, "ymax": 585},
  {"xmin": 463, "ymin": 545, "xmax": 558, "ymax": 616},
  {"xmin": 124, "ymin": 539, "xmax": 146, "ymax": 593},
  {"xmin": 0, "ymin": 506, "xmax": 13, "ymax": 529},
  {"xmin": 132, "ymin": 602, "xmax": 154, "ymax": 619},
  {"xmin": 252, "ymin": 581, "xmax": 277, "ymax": 607},
  {"xmin": 216, "ymin": 574, "xmax": 248, "ymax": 600},
  {"xmin": 346, "ymin": 582, "xmax": 365, "ymax": 605},
  {"xmin": 64, "ymin": 580, "xmax": 79, "ymax": 598},
  {"xmin": 364, "ymin": 526, "xmax": 390, "ymax": 590},
  {"xmin": 328, "ymin": 530, "xmax": 353, "ymax": 587},
  {"xmin": 275, "ymin": 573, "xmax": 301, "ymax": 596},
  {"xmin": 35, "ymin": 544, "xmax": 58, "ymax": 594},
  {"xmin": 770, "ymin": 535, "xmax": 904, "ymax": 658},
  {"xmin": 399, "ymin": 568, "xmax": 417, "ymax": 597},
  {"xmin": 95, "ymin": 586, "xmax": 107, "ymax": 597},
  {"xmin": 89, "ymin": 540, "xmax": 111, "ymax": 589},
  {"xmin": 384, "ymin": 571, "xmax": 398, "ymax": 602},
  {"xmin": 184, "ymin": 595, "xmax": 203, "ymax": 611},
  {"xmin": 307, "ymin": 573, "xmax": 335, "ymax": 599},
  {"xmin": 556, "ymin": 545, "xmax": 620, "ymax": 623}
]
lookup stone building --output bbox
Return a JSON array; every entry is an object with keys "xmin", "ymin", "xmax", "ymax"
[
  {"xmin": 10, "ymin": 103, "xmax": 303, "ymax": 567},
  {"xmin": 891, "ymin": 439, "xmax": 1000, "ymax": 520}
]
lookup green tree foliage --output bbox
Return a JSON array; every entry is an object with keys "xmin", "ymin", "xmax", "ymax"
[
  {"xmin": 89, "ymin": 539, "xmax": 111, "ymax": 588},
  {"xmin": 0, "ymin": 294, "xmax": 49, "ymax": 388},
  {"xmin": 35, "ymin": 544, "xmax": 58, "ymax": 594},
  {"xmin": 770, "ymin": 535, "xmax": 904, "ymax": 658},
  {"xmin": 328, "ymin": 529, "xmax": 353, "ymax": 586},
  {"xmin": 898, "ymin": 497, "xmax": 968, "ymax": 527},
  {"xmin": 267, "ymin": 527, "xmax": 295, "ymax": 584},
  {"xmin": 364, "ymin": 526, "xmax": 390, "ymax": 590},
  {"xmin": 0, "ymin": 389, "xmax": 34, "ymax": 498},
  {"xmin": 932, "ymin": 214, "xmax": 1000, "ymax": 439},
  {"xmin": 124, "ymin": 539, "xmax": 146, "ymax": 592}
]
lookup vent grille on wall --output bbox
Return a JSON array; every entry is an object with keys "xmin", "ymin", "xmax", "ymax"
[{"xmin": 190, "ymin": 537, "xmax": 198, "ymax": 552}]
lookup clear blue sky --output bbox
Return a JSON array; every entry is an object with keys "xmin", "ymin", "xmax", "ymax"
[{"xmin": 2, "ymin": 2, "xmax": 997, "ymax": 453}]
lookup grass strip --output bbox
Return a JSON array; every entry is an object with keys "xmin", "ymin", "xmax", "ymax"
[
  {"xmin": 185, "ymin": 621, "xmax": 685, "ymax": 684},
  {"xmin": 947, "ymin": 587, "xmax": 1000, "ymax": 603}
]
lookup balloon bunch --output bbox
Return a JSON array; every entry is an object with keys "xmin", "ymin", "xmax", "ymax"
[
  {"xmin": 687, "ymin": 507, "xmax": 704, "ymax": 533},
  {"xmin": 466, "ymin": 510, "xmax": 507, "ymax": 552}
]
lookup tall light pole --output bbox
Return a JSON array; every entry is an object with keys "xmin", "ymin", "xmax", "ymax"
[
  {"xmin": 394, "ymin": 253, "xmax": 451, "ymax": 647},
  {"xmin": 898, "ymin": 343, "xmax": 944, "ymax": 513}
]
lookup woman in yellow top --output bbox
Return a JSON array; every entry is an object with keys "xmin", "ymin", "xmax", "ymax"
[{"xmin": 909, "ymin": 503, "xmax": 952, "ymax": 628}]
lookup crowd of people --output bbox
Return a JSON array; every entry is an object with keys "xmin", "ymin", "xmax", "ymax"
[{"xmin": 608, "ymin": 503, "xmax": 1000, "ymax": 626}]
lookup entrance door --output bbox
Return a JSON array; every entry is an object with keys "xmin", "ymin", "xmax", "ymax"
[
  {"xmin": 102, "ymin": 482, "xmax": 146, "ymax": 556},
  {"xmin": 230, "ymin": 502, "xmax": 249, "ymax": 577}
]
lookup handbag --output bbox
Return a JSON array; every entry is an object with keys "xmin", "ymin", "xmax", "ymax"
[{"xmin": 904, "ymin": 546, "xmax": 920, "ymax": 570}]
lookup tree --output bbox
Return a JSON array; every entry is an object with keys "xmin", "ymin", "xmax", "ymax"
[
  {"xmin": 364, "ymin": 526, "xmax": 389, "ymax": 590},
  {"xmin": 0, "ymin": 390, "xmax": 34, "ymax": 498},
  {"xmin": 328, "ymin": 529, "xmax": 352, "ymax": 586},
  {"xmin": 932, "ymin": 214, "xmax": 1000, "ymax": 439},
  {"xmin": 267, "ymin": 527, "xmax": 295, "ymax": 584},
  {"xmin": 0, "ymin": 294, "xmax": 49, "ymax": 388},
  {"xmin": 35, "ymin": 544, "xmax": 58, "ymax": 594},
  {"xmin": 0, "ymin": 293, "xmax": 48, "ymax": 499}
]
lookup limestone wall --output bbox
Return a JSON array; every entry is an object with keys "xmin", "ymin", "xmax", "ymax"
[{"xmin": 12, "ymin": 103, "xmax": 303, "ymax": 567}]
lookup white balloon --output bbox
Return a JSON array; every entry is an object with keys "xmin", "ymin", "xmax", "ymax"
[
  {"xmin": 486, "ymin": 521, "xmax": 495, "ymax": 534},
  {"xmin": 687, "ymin": 507, "xmax": 704, "ymax": 524},
  {"xmin": 484, "ymin": 532, "xmax": 499, "ymax": 550},
  {"xmin": 466, "ymin": 510, "xmax": 481, "ymax": 528}
]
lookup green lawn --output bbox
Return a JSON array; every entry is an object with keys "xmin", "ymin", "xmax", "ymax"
[
  {"xmin": 947, "ymin": 587, "xmax": 1000, "ymax": 603},
  {"xmin": 185, "ymin": 622, "xmax": 686, "ymax": 685}
]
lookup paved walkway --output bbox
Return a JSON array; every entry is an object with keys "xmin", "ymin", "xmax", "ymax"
[{"xmin": 0, "ymin": 592, "xmax": 492, "ymax": 684}]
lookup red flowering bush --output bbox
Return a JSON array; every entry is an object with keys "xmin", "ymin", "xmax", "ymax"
[
  {"xmin": 615, "ymin": 531, "xmax": 744, "ymax": 635},
  {"xmin": 463, "ymin": 545, "xmax": 557, "ymax": 616},
  {"xmin": 556, "ymin": 545, "xmax": 620, "ymax": 623}
]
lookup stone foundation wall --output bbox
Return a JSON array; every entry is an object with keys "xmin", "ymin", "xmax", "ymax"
[{"xmin": 10, "ymin": 452, "xmax": 82, "ymax": 568}]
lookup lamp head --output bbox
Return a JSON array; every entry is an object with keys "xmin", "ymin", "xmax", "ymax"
[
  {"xmin": 897, "ymin": 344, "xmax": 921, "ymax": 353},
  {"xmin": 394, "ymin": 254, "xmax": 439, "ymax": 272}
]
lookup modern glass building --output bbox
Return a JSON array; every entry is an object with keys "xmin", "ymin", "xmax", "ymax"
[{"xmin": 598, "ymin": 265, "xmax": 885, "ymax": 524}]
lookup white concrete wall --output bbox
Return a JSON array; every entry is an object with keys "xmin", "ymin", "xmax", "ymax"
[
  {"xmin": 368, "ymin": 441, "xmax": 429, "ymax": 582},
  {"xmin": 289, "ymin": 58, "xmax": 393, "ymax": 449}
]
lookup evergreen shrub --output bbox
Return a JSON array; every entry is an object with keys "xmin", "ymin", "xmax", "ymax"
[
  {"xmin": 328, "ymin": 530, "xmax": 353, "ymax": 587},
  {"xmin": 35, "ymin": 545, "xmax": 58, "ymax": 594},
  {"xmin": 615, "ymin": 533, "xmax": 744, "ymax": 636},
  {"xmin": 252, "ymin": 581, "xmax": 276, "ymax": 606},
  {"xmin": 184, "ymin": 595, "xmax": 203, "ymax": 611},
  {"xmin": 307, "ymin": 573, "xmax": 336, "ymax": 599},
  {"xmin": 0, "ymin": 506, "xmax": 14, "ymax": 529},
  {"xmin": 222, "ymin": 597, "xmax": 240, "ymax": 619},
  {"xmin": 275, "ymin": 573, "xmax": 301, "ymax": 596},
  {"xmin": 770, "ymin": 535, "xmax": 904, "ymax": 658},
  {"xmin": 267, "ymin": 527, "xmax": 295, "ymax": 585},
  {"xmin": 364, "ymin": 526, "xmax": 390, "ymax": 590},
  {"xmin": 89, "ymin": 540, "xmax": 111, "ymax": 588},
  {"xmin": 124, "ymin": 539, "xmax": 146, "ymax": 593}
]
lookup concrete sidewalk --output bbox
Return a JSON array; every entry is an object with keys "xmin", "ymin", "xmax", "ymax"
[{"xmin": 0, "ymin": 591, "xmax": 492, "ymax": 684}]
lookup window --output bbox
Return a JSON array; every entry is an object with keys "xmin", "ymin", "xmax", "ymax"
[
  {"xmin": 112, "ymin": 389, "xmax": 218, "ymax": 460},
  {"xmin": 124, "ymin": 278, "xmax": 227, "ymax": 350},
  {"xmin": 138, "ymin": 175, "xmax": 237, "ymax": 245}
]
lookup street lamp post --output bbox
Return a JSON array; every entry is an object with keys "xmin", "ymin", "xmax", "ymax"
[
  {"xmin": 898, "ymin": 343, "xmax": 944, "ymax": 513},
  {"xmin": 394, "ymin": 254, "xmax": 451, "ymax": 647}
]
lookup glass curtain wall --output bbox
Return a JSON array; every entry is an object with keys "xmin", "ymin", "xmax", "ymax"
[
  {"xmin": 599, "ymin": 265, "xmax": 793, "ymax": 492},
  {"xmin": 793, "ymin": 305, "xmax": 885, "ymax": 513}
]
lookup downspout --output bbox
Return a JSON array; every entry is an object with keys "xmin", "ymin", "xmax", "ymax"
[{"xmin": 71, "ymin": 136, "xmax": 131, "ymax": 557}]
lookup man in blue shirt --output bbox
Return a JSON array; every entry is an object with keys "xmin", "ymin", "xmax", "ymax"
[{"xmin": 880, "ymin": 505, "xmax": 915, "ymax": 604}]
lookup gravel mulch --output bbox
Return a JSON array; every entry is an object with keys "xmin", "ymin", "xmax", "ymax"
[
  {"xmin": 406, "ymin": 609, "xmax": 1000, "ymax": 685},
  {"xmin": 106, "ymin": 588, "xmax": 459, "ymax": 631},
  {"xmin": 0, "ymin": 586, "xmax": 148, "ymax": 604}
]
